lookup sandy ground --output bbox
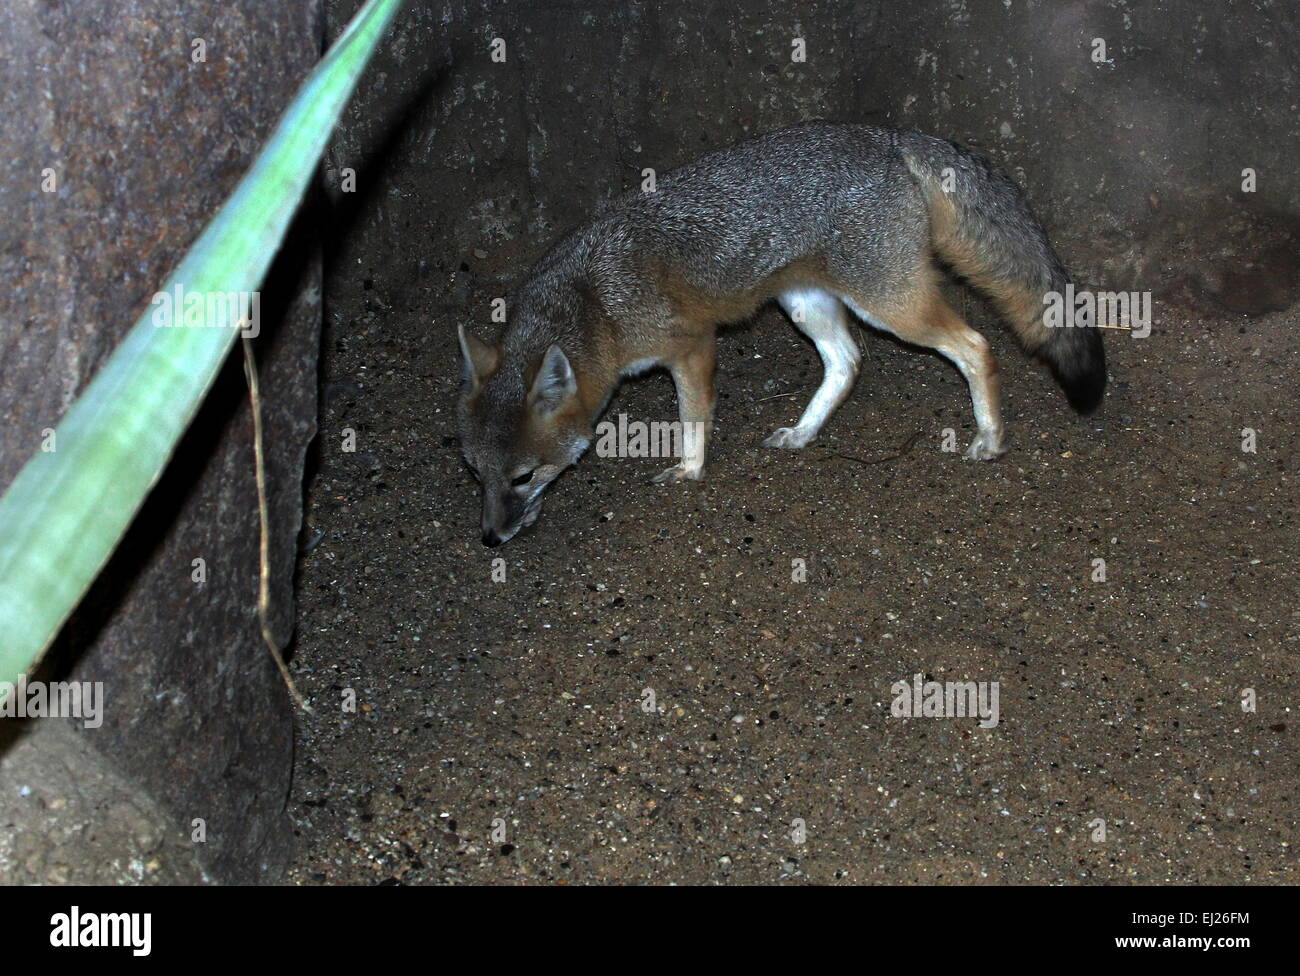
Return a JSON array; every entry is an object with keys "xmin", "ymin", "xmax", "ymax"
[{"xmin": 284, "ymin": 269, "xmax": 1298, "ymax": 884}]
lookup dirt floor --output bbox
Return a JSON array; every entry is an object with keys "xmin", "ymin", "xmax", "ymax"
[{"xmin": 284, "ymin": 262, "xmax": 1299, "ymax": 884}]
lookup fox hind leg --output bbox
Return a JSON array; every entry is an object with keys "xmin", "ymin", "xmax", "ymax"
[
  {"xmin": 764, "ymin": 287, "xmax": 862, "ymax": 449},
  {"xmin": 840, "ymin": 284, "xmax": 1005, "ymax": 460}
]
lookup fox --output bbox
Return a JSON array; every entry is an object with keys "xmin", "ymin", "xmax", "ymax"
[{"xmin": 457, "ymin": 122, "xmax": 1105, "ymax": 546}]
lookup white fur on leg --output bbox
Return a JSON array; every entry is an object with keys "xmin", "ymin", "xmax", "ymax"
[
  {"xmin": 948, "ymin": 338, "xmax": 1005, "ymax": 461},
  {"xmin": 652, "ymin": 463, "xmax": 703, "ymax": 483},
  {"xmin": 763, "ymin": 426, "xmax": 816, "ymax": 449},
  {"xmin": 964, "ymin": 429, "xmax": 1005, "ymax": 460},
  {"xmin": 766, "ymin": 288, "xmax": 861, "ymax": 448},
  {"xmin": 654, "ymin": 419, "xmax": 707, "ymax": 482}
]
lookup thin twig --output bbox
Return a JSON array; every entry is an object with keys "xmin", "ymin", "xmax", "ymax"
[
  {"xmin": 823, "ymin": 429, "xmax": 926, "ymax": 466},
  {"xmin": 242, "ymin": 336, "xmax": 311, "ymax": 714}
]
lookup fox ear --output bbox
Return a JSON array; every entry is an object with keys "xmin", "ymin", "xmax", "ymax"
[
  {"xmin": 528, "ymin": 345, "xmax": 577, "ymax": 412},
  {"xmin": 458, "ymin": 325, "xmax": 498, "ymax": 388}
]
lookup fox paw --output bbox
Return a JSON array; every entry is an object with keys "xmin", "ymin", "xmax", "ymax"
[
  {"xmin": 763, "ymin": 426, "xmax": 816, "ymax": 450},
  {"xmin": 964, "ymin": 431, "xmax": 1006, "ymax": 461},
  {"xmin": 652, "ymin": 464, "xmax": 703, "ymax": 484}
]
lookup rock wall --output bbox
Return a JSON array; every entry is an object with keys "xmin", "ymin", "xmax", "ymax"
[
  {"xmin": 0, "ymin": 0, "xmax": 323, "ymax": 882},
  {"xmin": 325, "ymin": 0, "xmax": 1298, "ymax": 327}
]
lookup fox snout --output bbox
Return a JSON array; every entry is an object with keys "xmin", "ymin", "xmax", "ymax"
[
  {"xmin": 480, "ymin": 486, "xmax": 521, "ymax": 547},
  {"xmin": 479, "ymin": 482, "xmax": 544, "ymax": 547}
]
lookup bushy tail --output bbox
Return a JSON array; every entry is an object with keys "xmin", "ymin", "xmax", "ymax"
[{"xmin": 898, "ymin": 132, "xmax": 1106, "ymax": 412}]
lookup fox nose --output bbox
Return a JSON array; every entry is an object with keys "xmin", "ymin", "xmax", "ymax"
[{"xmin": 481, "ymin": 529, "xmax": 503, "ymax": 547}]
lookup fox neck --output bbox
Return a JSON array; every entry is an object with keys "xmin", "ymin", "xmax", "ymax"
[{"xmin": 500, "ymin": 280, "xmax": 623, "ymax": 421}]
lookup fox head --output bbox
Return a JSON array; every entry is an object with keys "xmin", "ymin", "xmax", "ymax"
[{"xmin": 456, "ymin": 325, "xmax": 593, "ymax": 546}]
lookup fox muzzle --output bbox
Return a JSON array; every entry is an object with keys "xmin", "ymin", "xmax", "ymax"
[{"xmin": 480, "ymin": 486, "xmax": 541, "ymax": 546}]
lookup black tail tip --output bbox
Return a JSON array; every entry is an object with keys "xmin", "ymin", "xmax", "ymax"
[
  {"xmin": 1056, "ymin": 361, "xmax": 1107, "ymax": 413},
  {"xmin": 1045, "ymin": 329, "xmax": 1107, "ymax": 414}
]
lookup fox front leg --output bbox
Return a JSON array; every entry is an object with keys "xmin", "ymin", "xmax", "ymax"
[{"xmin": 652, "ymin": 343, "xmax": 716, "ymax": 483}]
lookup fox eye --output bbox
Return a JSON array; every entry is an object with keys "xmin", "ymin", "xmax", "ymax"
[{"xmin": 511, "ymin": 469, "xmax": 535, "ymax": 487}]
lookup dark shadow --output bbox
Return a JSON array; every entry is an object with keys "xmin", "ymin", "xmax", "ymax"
[{"xmin": 298, "ymin": 48, "xmax": 454, "ymax": 514}]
